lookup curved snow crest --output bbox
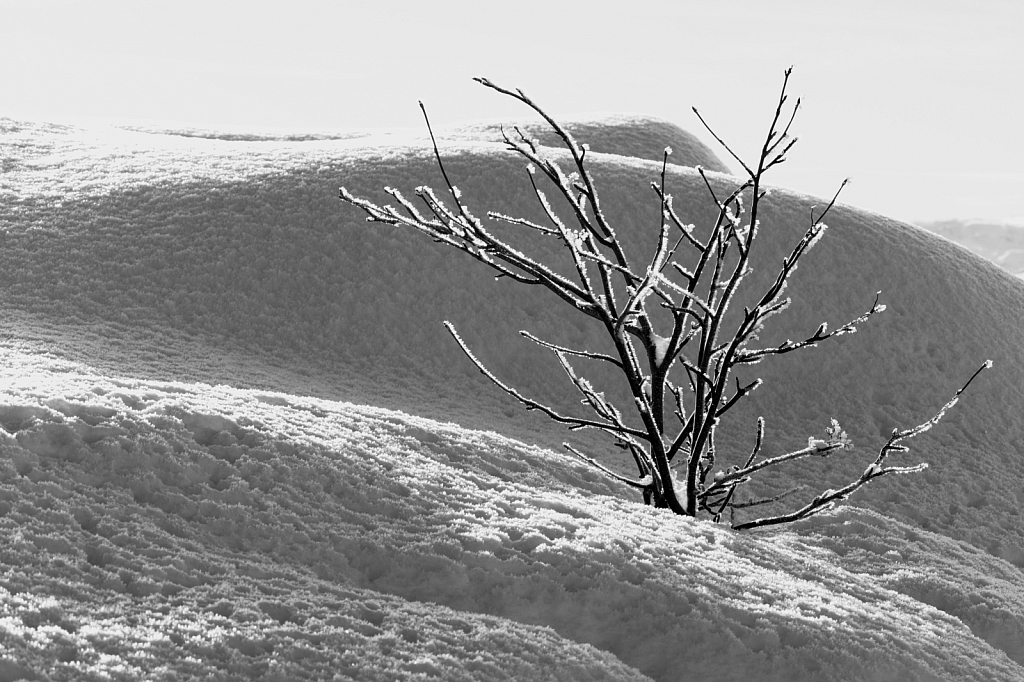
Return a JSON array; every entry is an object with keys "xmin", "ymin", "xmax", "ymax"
[
  {"xmin": 0, "ymin": 111, "xmax": 728, "ymax": 201},
  {"xmin": 443, "ymin": 113, "xmax": 731, "ymax": 172},
  {"xmin": 0, "ymin": 352, "xmax": 1020, "ymax": 681},
  {"xmin": 0, "ymin": 114, "xmax": 724, "ymax": 206},
  {"xmin": 11, "ymin": 110, "xmax": 729, "ymax": 170},
  {"xmin": 0, "ymin": 116, "xmax": 437, "ymax": 204}
]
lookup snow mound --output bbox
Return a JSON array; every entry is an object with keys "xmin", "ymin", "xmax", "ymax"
[
  {"xmin": 0, "ymin": 351, "xmax": 1020, "ymax": 681},
  {"xmin": 1, "ymin": 116, "xmax": 1022, "ymax": 565},
  {"xmin": 2, "ymin": 116, "xmax": 1024, "ymax": 679},
  {"xmin": 0, "ymin": 352, "xmax": 649, "ymax": 682}
]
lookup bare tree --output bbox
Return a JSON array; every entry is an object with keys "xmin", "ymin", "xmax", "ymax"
[{"xmin": 339, "ymin": 69, "xmax": 989, "ymax": 529}]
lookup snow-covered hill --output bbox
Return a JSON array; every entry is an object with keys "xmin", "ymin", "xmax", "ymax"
[{"xmin": 1, "ymin": 115, "xmax": 1022, "ymax": 680}]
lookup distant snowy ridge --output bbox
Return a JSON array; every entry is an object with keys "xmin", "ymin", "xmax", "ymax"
[
  {"xmin": 916, "ymin": 218, "xmax": 1024, "ymax": 276},
  {"xmin": 918, "ymin": 217, "xmax": 1024, "ymax": 229}
]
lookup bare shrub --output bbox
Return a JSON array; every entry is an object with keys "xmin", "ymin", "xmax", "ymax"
[{"xmin": 339, "ymin": 69, "xmax": 989, "ymax": 529}]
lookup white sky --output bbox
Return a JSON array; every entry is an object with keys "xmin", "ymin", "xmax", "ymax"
[{"xmin": 3, "ymin": 0, "xmax": 1021, "ymax": 223}]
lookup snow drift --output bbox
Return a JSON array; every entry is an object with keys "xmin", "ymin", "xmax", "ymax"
[
  {"xmin": 0, "ymin": 350, "xmax": 1021, "ymax": 680},
  {"xmin": 0, "ymin": 114, "xmax": 1022, "ymax": 680}
]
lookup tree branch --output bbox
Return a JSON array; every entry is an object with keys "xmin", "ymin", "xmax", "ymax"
[
  {"xmin": 564, "ymin": 444, "xmax": 653, "ymax": 490},
  {"xmin": 736, "ymin": 292, "xmax": 886, "ymax": 364},
  {"xmin": 731, "ymin": 361, "xmax": 991, "ymax": 530},
  {"xmin": 520, "ymin": 331, "xmax": 623, "ymax": 368},
  {"xmin": 444, "ymin": 321, "xmax": 650, "ymax": 441}
]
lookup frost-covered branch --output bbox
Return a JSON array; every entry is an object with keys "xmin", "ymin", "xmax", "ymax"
[
  {"xmin": 731, "ymin": 362, "xmax": 991, "ymax": 530},
  {"xmin": 339, "ymin": 69, "xmax": 989, "ymax": 529},
  {"xmin": 443, "ymin": 321, "xmax": 650, "ymax": 442}
]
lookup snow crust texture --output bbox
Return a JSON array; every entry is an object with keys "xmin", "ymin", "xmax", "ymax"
[
  {"xmin": 0, "ymin": 352, "xmax": 1021, "ymax": 681},
  {"xmin": 1, "ymin": 116, "xmax": 1023, "ymax": 680},
  {"xmin": 0, "ymin": 354, "xmax": 651, "ymax": 682}
]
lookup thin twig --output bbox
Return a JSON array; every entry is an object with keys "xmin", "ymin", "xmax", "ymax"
[
  {"xmin": 444, "ymin": 321, "xmax": 650, "ymax": 441},
  {"xmin": 520, "ymin": 331, "xmax": 624, "ymax": 368}
]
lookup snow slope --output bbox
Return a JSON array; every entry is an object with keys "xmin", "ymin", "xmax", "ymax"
[
  {"xmin": 0, "ymin": 349, "xmax": 1021, "ymax": 681},
  {"xmin": 1, "ymin": 115, "xmax": 1023, "ymax": 680}
]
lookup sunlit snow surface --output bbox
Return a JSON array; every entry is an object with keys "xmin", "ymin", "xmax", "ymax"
[
  {"xmin": 1, "ymin": 116, "xmax": 1024, "ymax": 680},
  {"xmin": 1, "ymin": 350, "xmax": 1021, "ymax": 681}
]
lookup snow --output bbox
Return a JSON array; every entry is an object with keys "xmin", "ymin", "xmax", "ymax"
[
  {"xmin": 0, "ymin": 351, "xmax": 1021, "ymax": 681},
  {"xmin": 0, "ymin": 352, "xmax": 650, "ymax": 681},
  {"xmin": 443, "ymin": 115, "xmax": 731, "ymax": 173},
  {"xmin": 1, "ymin": 115, "xmax": 1023, "ymax": 680}
]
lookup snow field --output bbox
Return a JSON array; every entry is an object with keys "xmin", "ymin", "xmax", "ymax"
[
  {"xmin": 0, "ymin": 352, "xmax": 650, "ymax": 682},
  {"xmin": 3, "ymin": 115, "xmax": 1023, "ymax": 564},
  {"xmin": 0, "ymin": 351, "xmax": 1020, "ymax": 681},
  {"xmin": 2, "ymin": 114, "xmax": 1024, "ymax": 680}
]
